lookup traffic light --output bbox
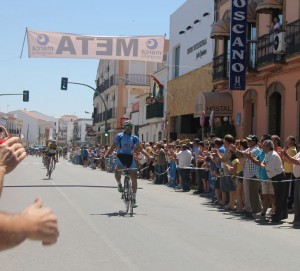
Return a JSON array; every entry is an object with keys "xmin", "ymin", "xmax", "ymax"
[
  {"xmin": 61, "ymin": 77, "xmax": 68, "ymax": 90},
  {"xmin": 23, "ymin": 90, "xmax": 29, "ymax": 102},
  {"xmin": 104, "ymin": 129, "xmax": 108, "ymax": 137}
]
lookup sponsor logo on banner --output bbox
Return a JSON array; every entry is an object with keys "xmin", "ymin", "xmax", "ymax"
[
  {"xmin": 229, "ymin": 0, "xmax": 248, "ymax": 90},
  {"xmin": 27, "ymin": 29, "xmax": 164, "ymax": 62}
]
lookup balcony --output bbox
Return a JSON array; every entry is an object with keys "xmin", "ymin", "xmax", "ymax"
[
  {"xmin": 94, "ymin": 74, "xmax": 151, "ymax": 98},
  {"xmin": 212, "ymin": 53, "xmax": 229, "ymax": 81},
  {"xmin": 93, "ymin": 107, "xmax": 117, "ymax": 125},
  {"xmin": 212, "ymin": 20, "xmax": 300, "ymax": 81},
  {"xmin": 286, "ymin": 19, "xmax": 300, "ymax": 55},
  {"xmin": 122, "ymin": 74, "xmax": 150, "ymax": 86},
  {"xmin": 146, "ymin": 103, "xmax": 164, "ymax": 119}
]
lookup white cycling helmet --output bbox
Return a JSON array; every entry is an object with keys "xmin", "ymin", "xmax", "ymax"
[{"xmin": 123, "ymin": 120, "xmax": 133, "ymax": 128}]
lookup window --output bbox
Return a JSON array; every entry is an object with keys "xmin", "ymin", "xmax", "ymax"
[
  {"xmin": 174, "ymin": 46, "xmax": 180, "ymax": 78},
  {"xmin": 247, "ymin": 22, "xmax": 257, "ymax": 69}
]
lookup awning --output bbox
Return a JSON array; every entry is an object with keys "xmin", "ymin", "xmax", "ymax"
[
  {"xmin": 210, "ymin": 17, "xmax": 230, "ymax": 39},
  {"xmin": 194, "ymin": 92, "xmax": 233, "ymax": 117},
  {"xmin": 247, "ymin": 1, "xmax": 257, "ymax": 23},
  {"xmin": 256, "ymin": 0, "xmax": 282, "ymax": 14}
]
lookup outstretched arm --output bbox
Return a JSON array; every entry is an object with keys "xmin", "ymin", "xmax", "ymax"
[
  {"xmin": 0, "ymin": 137, "xmax": 26, "ymax": 196},
  {"xmin": 105, "ymin": 142, "xmax": 117, "ymax": 158},
  {"xmin": 0, "ymin": 198, "xmax": 59, "ymax": 251}
]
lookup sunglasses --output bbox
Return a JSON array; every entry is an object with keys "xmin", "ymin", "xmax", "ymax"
[{"xmin": 124, "ymin": 125, "xmax": 133, "ymax": 129}]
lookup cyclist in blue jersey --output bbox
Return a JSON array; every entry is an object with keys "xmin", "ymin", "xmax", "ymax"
[{"xmin": 105, "ymin": 120, "xmax": 150, "ymax": 208}]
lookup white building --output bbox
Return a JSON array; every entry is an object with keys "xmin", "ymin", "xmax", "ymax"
[
  {"xmin": 9, "ymin": 110, "xmax": 49, "ymax": 146},
  {"xmin": 73, "ymin": 118, "xmax": 93, "ymax": 146},
  {"xmin": 133, "ymin": 51, "xmax": 169, "ymax": 142},
  {"xmin": 58, "ymin": 115, "xmax": 77, "ymax": 146},
  {"xmin": 169, "ymin": 0, "xmax": 214, "ymax": 80}
]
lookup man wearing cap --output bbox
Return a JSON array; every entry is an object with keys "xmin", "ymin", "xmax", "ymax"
[{"xmin": 234, "ymin": 135, "xmax": 261, "ymax": 215}]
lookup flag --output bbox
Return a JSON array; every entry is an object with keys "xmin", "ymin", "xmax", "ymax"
[{"xmin": 151, "ymin": 75, "xmax": 163, "ymax": 98}]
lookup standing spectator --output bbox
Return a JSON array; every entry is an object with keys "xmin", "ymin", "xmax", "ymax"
[
  {"xmin": 245, "ymin": 135, "xmax": 276, "ymax": 220},
  {"xmin": 281, "ymin": 147, "xmax": 300, "ymax": 227},
  {"xmin": 211, "ymin": 138, "xmax": 225, "ymax": 204},
  {"xmin": 260, "ymin": 140, "xmax": 286, "ymax": 222},
  {"xmin": 175, "ymin": 144, "xmax": 192, "ymax": 192},
  {"xmin": 166, "ymin": 144, "xmax": 177, "ymax": 188},
  {"xmin": 234, "ymin": 139, "xmax": 247, "ymax": 213},
  {"xmin": 283, "ymin": 135, "xmax": 297, "ymax": 209},
  {"xmin": 215, "ymin": 134, "xmax": 236, "ymax": 208},
  {"xmin": 272, "ymin": 135, "xmax": 284, "ymax": 155},
  {"xmin": 81, "ymin": 146, "xmax": 88, "ymax": 167},
  {"xmin": 145, "ymin": 146, "xmax": 155, "ymax": 182},
  {"xmin": 194, "ymin": 141, "xmax": 210, "ymax": 195},
  {"xmin": 151, "ymin": 143, "xmax": 167, "ymax": 184},
  {"xmin": 233, "ymin": 135, "xmax": 261, "ymax": 215}
]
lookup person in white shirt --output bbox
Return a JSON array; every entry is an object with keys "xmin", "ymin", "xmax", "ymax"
[
  {"xmin": 176, "ymin": 144, "xmax": 192, "ymax": 192},
  {"xmin": 260, "ymin": 140, "xmax": 287, "ymax": 222}
]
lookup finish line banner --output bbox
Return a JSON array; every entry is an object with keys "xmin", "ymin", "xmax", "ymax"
[{"xmin": 27, "ymin": 29, "xmax": 165, "ymax": 62}]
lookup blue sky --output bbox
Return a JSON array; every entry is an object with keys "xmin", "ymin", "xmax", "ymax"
[{"xmin": 0, "ymin": 0, "xmax": 186, "ymax": 118}]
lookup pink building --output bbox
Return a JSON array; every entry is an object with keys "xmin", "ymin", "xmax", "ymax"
[{"xmin": 211, "ymin": 0, "xmax": 300, "ymax": 142}]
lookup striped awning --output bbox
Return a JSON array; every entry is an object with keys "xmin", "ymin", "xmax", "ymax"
[
  {"xmin": 256, "ymin": 0, "xmax": 282, "ymax": 14},
  {"xmin": 210, "ymin": 17, "xmax": 230, "ymax": 39},
  {"xmin": 247, "ymin": 1, "xmax": 257, "ymax": 23}
]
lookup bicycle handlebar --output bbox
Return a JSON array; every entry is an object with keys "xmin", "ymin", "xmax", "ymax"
[{"xmin": 116, "ymin": 168, "xmax": 138, "ymax": 172}]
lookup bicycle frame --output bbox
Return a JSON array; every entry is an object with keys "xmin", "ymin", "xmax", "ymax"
[
  {"xmin": 47, "ymin": 156, "xmax": 56, "ymax": 179},
  {"xmin": 122, "ymin": 170, "xmax": 134, "ymax": 216},
  {"xmin": 118, "ymin": 168, "xmax": 138, "ymax": 216}
]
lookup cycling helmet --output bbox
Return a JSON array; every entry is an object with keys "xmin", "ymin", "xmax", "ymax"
[{"xmin": 123, "ymin": 120, "xmax": 133, "ymax": 128}]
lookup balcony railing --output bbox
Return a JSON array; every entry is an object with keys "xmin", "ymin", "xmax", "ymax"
[
  {"xmin": 212, "ymin": 53, "xmax": 228, "ymax": 81},
  {"xmin": 286, "ymin": 18, "xmax": 300, "ymax": 54},
  {"xmin": 122, "ymin": 74, "xmax": 150, "ymax": 86},
  {"xmin": 256, "ymin": 33, "xmax": 275, "ymax": 65},
  {"xmin": 93, "ymin": 107, "xmax": 118, "ymax": 125},
  {"xmin": 94, "ymin": 74, "xmax": 150, "ymax": 97},
  {"xmin": 146, "ymin": 103, "xmax": 164, "ymax": 119},
  {"xmin": 212, "ymin": 20, "xmax": 300, "ymax": 80}
]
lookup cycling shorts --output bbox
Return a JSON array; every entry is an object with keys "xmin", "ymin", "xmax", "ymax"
[{"xmin": 116, "ymin": 154, "xmax": 137, "ymax": 170}]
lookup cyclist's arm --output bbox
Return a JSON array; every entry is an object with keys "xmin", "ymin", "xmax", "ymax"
[
  {"xmin": 136, "ymin": 143, "xmax": 151, "ymax": 159},
  {"xmin": 105, "ymin": 142, "xmax": 117, "ymax": 157}
]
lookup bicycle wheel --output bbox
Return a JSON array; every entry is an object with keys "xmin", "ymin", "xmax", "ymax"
[
  {"xmin": 128, "ymin": 179, "xmax": 134, "ymax": 217},
  {"xmin": 48, "ymin": 157, "xmax": 53, "ymax": 179},
  {"xmin": 123, "ymin": 176, "xmax": 130, "ymax": 214}
]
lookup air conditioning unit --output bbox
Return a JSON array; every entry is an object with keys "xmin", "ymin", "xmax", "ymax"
[{"xmin": 273, "ymin": 32, "xmax": 286, "ymax": 54}]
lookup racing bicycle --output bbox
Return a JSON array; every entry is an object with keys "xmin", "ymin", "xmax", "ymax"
[
  {"xmin": 46, "ymin": 156, "xmax": 56, "ymax": 179},
  {"xmin": 118, "ymin": 168, "xmax": 137, "ymax": 216}
]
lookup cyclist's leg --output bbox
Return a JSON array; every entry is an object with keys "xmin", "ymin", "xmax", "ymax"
[
  {"xmin": 115, "ymin": 158, "xmax": 124, "ymax": 192},
  {"xmin": 129, "ymin": 160, "xmax": 138, "ymax": 207},
  {"xmin": 46, "ymin": 156, "xmax": 50, "ymax": 175}
]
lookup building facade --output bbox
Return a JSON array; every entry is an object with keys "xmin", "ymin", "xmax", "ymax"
[
  {"xmin": 93, "ymin": 59, "xmax": 156, "ymax": 145},
  {"xmin": 167, "ymin": 0, "xmax": 215, "ymax": 140},
  {"xmin": 211, "ymin": 0, "xmax": 300, "ymax": 142}
]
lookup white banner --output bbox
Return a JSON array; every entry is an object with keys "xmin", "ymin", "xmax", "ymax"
[{"xmin": 27, "ymin": 29, "xmax": 165, "ymax": 63}]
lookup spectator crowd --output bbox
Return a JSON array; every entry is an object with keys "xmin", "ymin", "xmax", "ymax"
[{"xmin": 68, "ymin": 133, "xmax": 300, "ymax": 227}]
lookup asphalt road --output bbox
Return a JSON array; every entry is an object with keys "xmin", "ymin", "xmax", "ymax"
[{"xmin": 1, "ymin": 155, "xmax": 300, "ymax": 271}]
